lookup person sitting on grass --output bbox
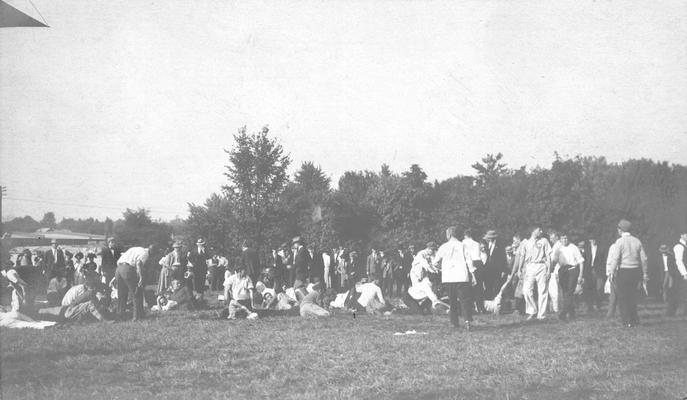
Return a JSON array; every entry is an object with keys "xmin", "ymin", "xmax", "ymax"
[
  {"xmin": 153, "ymin": 279, "xmax": 194, "ymax": 311},
  {"xmin": 357, "ymin": 274, "xmax": 392, "ymax": 315},
  {"xmin": 255, "ymin": 281, "xmax": 277, "ymax": 309},
  {"xmin": 299, "ymin": 281, "xmax": 330, "ymax": 318},
  {"xmin": 223, "ymin": 265, "xmax": 258, "ymax": 320},
  {"xmin": 39, "ymin": 272, "xmax": 112, "ymax": 323},
  {"xmin": 46, "ymin": 270, "xmax": 68, "ymax": 306}
]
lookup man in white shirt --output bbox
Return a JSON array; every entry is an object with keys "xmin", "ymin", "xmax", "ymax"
[
  {"xmin": 518, "ymin": 225, "xmax": 552, "ymax": 320},
  {"xmin": 667, "ymin": 232, "xmax": 687, "ymax": 316},
  {"xmin": 553, "ymin": 233, "xmax": 584, "ymax": 320},
  {"xmin": 434, "ymin": 226, "xmax": 473, "ymax": 330},
  {"xmin": 116, "ymin": 244, "xmax": 157, "ymax": 321},
  {"xmin": 463, "ymin": 228, "xmax": 486, "ymax": 314},
  {"xmin": 547, "ymin": 231, "xmax": 562, "ymax": 314},
  {"xmin": 357, "ymin": 274, "xmax": 388, "ymax": 314}
]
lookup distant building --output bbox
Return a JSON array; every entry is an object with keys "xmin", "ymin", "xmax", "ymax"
[{"xmin": 2, "ymin": 228, "xmax": 106, "ymax": 248}]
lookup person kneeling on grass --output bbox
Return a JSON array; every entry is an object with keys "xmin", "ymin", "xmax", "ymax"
[
  {"xmin": 223, "ymin": 265, "xmax": 258, "ymax": 320},
  {"xmin": 299, "ymin": 281, "xmax": 330, "ymax": 318},
  {"xmin": 357, "ymin": 274, "xmax": 392, "ymax": 315},
  {"xmin": 405, "ymin": 242, "xmax": 450, "ymax": 313}
]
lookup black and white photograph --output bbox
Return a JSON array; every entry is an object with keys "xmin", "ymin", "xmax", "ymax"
[{"xmin": 1, "ymin": 1, "xmax": 686, "ymax": 399}]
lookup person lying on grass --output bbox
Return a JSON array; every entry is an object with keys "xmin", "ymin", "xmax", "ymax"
[
  {"xmin": 39, "ymin": 272, "xmax": 112, "ymax": 323},
  {"xmin": 299, "ymin": 281, "xmax": 330, "ymax": 318}
]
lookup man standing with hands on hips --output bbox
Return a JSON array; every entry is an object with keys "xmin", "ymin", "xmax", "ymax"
[{"xmin": 609, "ymin": 219, "xmax": 648, "ymax": 328}]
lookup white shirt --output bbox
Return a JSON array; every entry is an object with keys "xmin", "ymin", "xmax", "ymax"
[
  {"xmin": 434, "ymin": 238, "xmax": 471, "ymax": 283},
  {"xmin": 662, "ymin": 254, "xmax": 669, "ymax": 272},
  {"xmin": 225, "ymin": 274, "xmax": 253, "ymax": 301},
  {"xmin": 357, "ymin": 282, "xmax": 384, "ymax": 308},
  {"xmin": 673, "ymin": 240, "xmax": 687, "ymax": 276},
  {"xmin": 605, "ymin": 243, "xmax": 618, "ymax": 277},
  {"xmin": 590, "ymin": 242, "xmax": 598, "ymax": 266},
  {"xmin": 117, "ymin": 247, "xmax": 149, "ymax": 266},
  {"xmin": 61, "ymin": 284, "xmax": 87, "ymax": 306},
  {"xmin": 462, "ymin": 237, "xmax": 482, "ymax": 273},
  {"xmin": 555, "ymin": 244, "xmax": 584, "ymax": 267},
  {"xmin": 410, "ymin": 249, "xmax": 436, "ymax": 284}
]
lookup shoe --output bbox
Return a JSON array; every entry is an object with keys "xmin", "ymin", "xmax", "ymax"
[
  {"xmin": 526, "ymin": 315, "xmax": 536, "ymax": 321},
  {"xmin": 536, "ymin": 316, "xmax": 547, "ymax": 321}
]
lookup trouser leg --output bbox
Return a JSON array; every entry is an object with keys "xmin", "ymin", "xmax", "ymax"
[
  {"xmin": 457, "ymin": 282, "xmax": 473, "ymax": 323},
  {"xmin": 523, "ymin": 265, "xmax": 538, "ymax": 316},
  {"xmin": 535, "ymin": 265, "xmax": 550, "ymax": 319},
  {"xmin": 445, "ymin": 283, "xmax": 459, "ymax": 326},
  {"xmin": 472, "ymin": 268, "xmax": 486, "ymax": 313},
  {"xmin": 116, "ymin": 265, "xmax": 129, "ymax": 317},
  {"xmin": 617, "ymin": 268, "xmax": 641, "ymax": 325},
  {"xmin": 665, "ymin": 275, "xmax": 677, "ymax": 316}
]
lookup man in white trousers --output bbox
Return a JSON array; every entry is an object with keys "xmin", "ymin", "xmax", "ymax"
[{"xmin": 518, "ymin": 226, "xmax": 552, "ymax": 320}]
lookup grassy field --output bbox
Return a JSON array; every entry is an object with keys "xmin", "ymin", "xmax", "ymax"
[{"xmin": 1, "ymin": 298, "xmax": 686, "ymax": 400}]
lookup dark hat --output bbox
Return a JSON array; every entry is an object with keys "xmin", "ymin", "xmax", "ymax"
[
  {"xmin": 617, "ymin": 219, "xmax": 632, "ymax": 232},
  {"xmin": 292, "ymin": 236, "xmax": 304, "ymax": 245},
  {"xmin": 659, "ymin": 244, "xmax": 669, "ymax": 253},
  {"xmin": 196, "ymin": 238, "xmax": 206, "ymax": 245}
]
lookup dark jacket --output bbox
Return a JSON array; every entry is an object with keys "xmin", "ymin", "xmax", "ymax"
[
  {"xmin": 240, "ymin": 247, "xmax": 260, "ymax": 277},
  {"xmin": 293, "ymin": 246, "xmax": 311, "ymax": 281},
  {"xmin": 100, "ymin": 246, "xmax": 121, "ymax": 271},
  {"xmin": 45, "ymin": 248, "xmax": 65, "ymax": 277},
  {"xmin": 583, "ymin": 242, "xmax": 608, "ymax": 278},
  {"xmin": 484, "ymin": 241, "xmax": 508, "ymax": 275}
]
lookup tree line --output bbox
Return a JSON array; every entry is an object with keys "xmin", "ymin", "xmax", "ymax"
[{"xmin": 185, "ymin": 126, "xmax": 687, "ymax": 265}]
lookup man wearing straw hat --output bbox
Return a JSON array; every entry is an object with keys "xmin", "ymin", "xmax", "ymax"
[{"xmin": 483, "ymin": 230, "xmax": 508, "ymax": 300}]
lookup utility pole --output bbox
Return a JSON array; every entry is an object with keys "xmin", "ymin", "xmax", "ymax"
[{"xmin": 0, "ymin": 185, "xmax": 5, "ymax": 237}]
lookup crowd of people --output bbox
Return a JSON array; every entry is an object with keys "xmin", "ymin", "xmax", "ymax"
[{"xmin": 1, "ymin": 219, "xmax": 686, "ymax": 331}]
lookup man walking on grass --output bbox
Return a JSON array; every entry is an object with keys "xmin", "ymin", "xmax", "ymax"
[
  {"xmin": 518, "ymin": 225, "xmax": 552, "ymax": 320},
  {"xmin": 434, "ymin": 226, "xmax": 474, "ymax": 330}
]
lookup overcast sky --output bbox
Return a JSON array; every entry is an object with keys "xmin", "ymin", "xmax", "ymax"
[{"xmin": 1, "ymin": 0, "xmax": 686, "ymax": 222}]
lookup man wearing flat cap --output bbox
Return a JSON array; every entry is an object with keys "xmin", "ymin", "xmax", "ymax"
[{"xmin": 609, "ymin": 219, "xmax": 648, "ymax": 327}]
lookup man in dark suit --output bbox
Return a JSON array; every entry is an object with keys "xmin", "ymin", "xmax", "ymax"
[
  {"xmin": 44, "ymin": 239, "xmax": 65, "ymax": 280},
  {"xmin": 483, "ymin": 230, "xmax": 508, "ymax": 300},
  {"xmin": 188, "ymin": 238, "xmax": 211, "ymax": 295},
  {"xmin": 292, "ymin": 236, "xmax": 311, "ymax": 283},
  {"xmin": 98, "ymin": 237, "xmax": 120, "ymax": 284},
  {"xmin": 308, "ymin": 245, "xmax": 324, "ymax": 283},
  {"xmin": 583, "ymin": 237, "xmax": 607, "ymax": 313},
  {"xmin": 240, "ymin": 240, "xmax": 261, "ymax": 284}
]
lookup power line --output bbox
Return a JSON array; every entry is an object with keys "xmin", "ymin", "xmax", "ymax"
[{"xmin": 3, "ymin": 196, "xmax": 184, "ymax": 216}]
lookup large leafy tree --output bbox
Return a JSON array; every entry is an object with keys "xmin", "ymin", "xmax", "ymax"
[{"xmin": 221, "ymin": 125, "xmax": 290, "ymax": 250}]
